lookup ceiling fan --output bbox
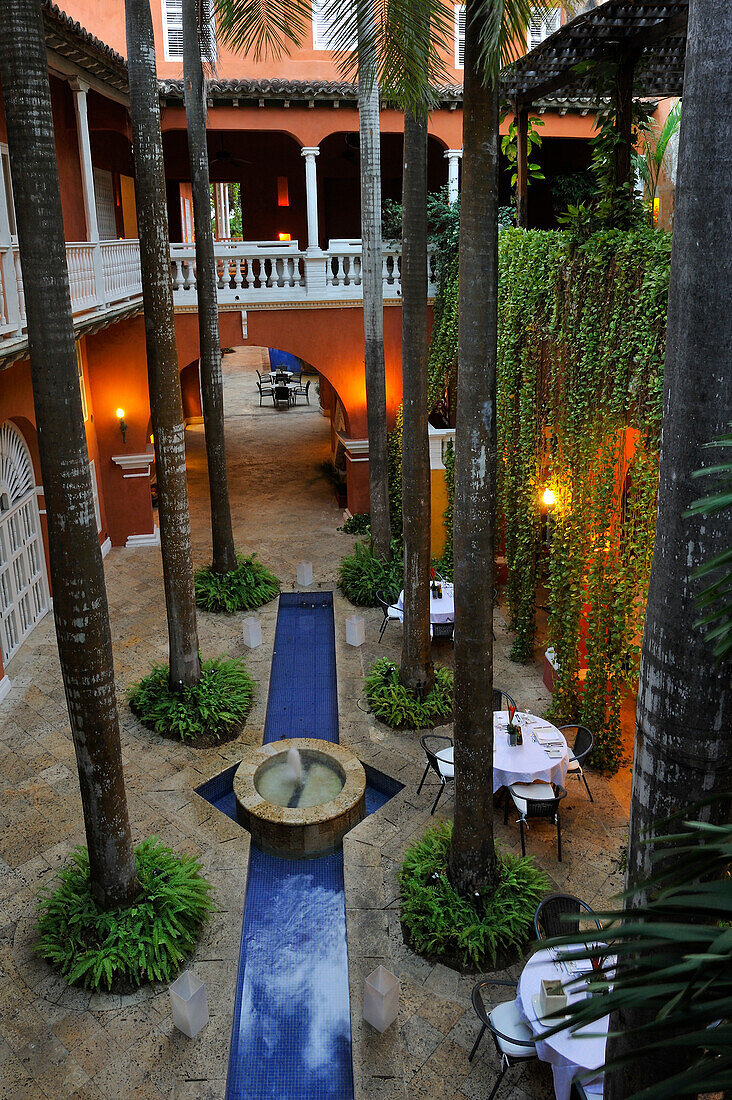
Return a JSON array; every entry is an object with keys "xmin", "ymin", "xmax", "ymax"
[{"xmin": 209, "ymin": 135, "xmax": 250, "ymax": 178}]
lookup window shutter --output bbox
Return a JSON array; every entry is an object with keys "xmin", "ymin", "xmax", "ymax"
[
  {"xmin": 312, "ymin": 0, "xmax": 355, "ymax": 50},
  {"xmin": 527, "ymin": 7, "xmax": 560, "ymax": 50},
  {"xmin": 162, "ymin": 0, "xmax": 183, "ymax": 59},
  {"xmin": 455, "ymin": 4, "xmax": 466, "ymax": 68}
]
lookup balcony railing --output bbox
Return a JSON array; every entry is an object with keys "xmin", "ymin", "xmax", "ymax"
[{"xmin": 0, "ymin": 237, "xmax": 434, "ymax": 350}]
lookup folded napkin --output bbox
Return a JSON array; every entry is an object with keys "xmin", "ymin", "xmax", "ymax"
[
  {"xmin": 545, "ymin": 747, "xmax": 564, "ymax": 758},
  {"xmin": 536, "ymin": 729, "xmax": 562, "ymax": 745}
]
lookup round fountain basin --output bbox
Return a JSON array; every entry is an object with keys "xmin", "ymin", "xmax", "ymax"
[{"xmin": 234, "ymin": 738, "xmax": 366, "ymax": 858}]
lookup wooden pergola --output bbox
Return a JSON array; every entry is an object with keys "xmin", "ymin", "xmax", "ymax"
[{"xmin": 501, "ymin": 0, "xmax": 688, "ymax": 226}]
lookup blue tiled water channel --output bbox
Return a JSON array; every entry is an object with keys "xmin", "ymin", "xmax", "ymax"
[{"xmin": 195, "ymin": 593, "xmax": 401, "ymax": 1100}]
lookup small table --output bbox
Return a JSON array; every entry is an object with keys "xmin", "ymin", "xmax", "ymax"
[
  {"xmin": 435, "ymin": 713, "xmax": 569, "ymax": 794},
  {"xmin": 269, "ymin": 370, "xmax": 293, "ymax": 382},
  {"xmin": 518, "ymin": 947, "xmax": 608, "ymax": 1100},
  {"xmin": 396, "ymin": 582, "xmax": 454, "ymax": 624}
]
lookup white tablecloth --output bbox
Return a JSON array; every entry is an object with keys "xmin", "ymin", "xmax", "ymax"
[
  {"xmin": 396, "ymin": 582, "xmax": 454, "ymax": 623},
  {"xmin": 269, "ymin": 370, "xmax": 293, "ymax": 381},
  {"xmin": 436, "ymin": 713, "xmax": 569, "ymax": 793},
  {"xmin": 518, "ymin": 948, "xmax": 607, "ymax": 1100}
]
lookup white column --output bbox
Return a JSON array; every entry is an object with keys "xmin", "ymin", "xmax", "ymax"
[
  {"xmin": 214, "ymin": 182, "xmax": 231, "ymax": 239},
  {"xmin": 71, "ymin": 79, "xmax": 106, "ymax": 306},
  {"xmin": 0, "ymin": 148, "xmax": 21, "ymax": 332},
  {"xmin": 301, "ymin": 146, "xmax": 321, "ymax": 252},
  {"xmin": 444, "ymin": 149, "xmax": 462, "ymax": 205}
]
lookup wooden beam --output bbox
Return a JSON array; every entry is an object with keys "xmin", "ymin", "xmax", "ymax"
[
  {"xmin": 515, "ymin": 106, "xmax": 530, "ymax": 228},
  {"xmin": 612, "ymin": 47, "xmax": 640, "ymax": 221}
]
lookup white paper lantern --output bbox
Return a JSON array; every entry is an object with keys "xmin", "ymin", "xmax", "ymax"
[
  {"xmin": 297, "ymin": 561, "xmax": 313, "ymax": 585},
  {"xmin": 169, "ymin": 970, "xmax": 209, "ymax": 1038},
  {"xmin": 363, "ymin": 965, "xmax": 399, "ymax": 1032},
  {"xmin": 242, "ymin": 617, "xmax": 262, "ymax": 649},
  {"xmin": 345, "ymin": 615, "xmax": 365, "ymax": 647}
]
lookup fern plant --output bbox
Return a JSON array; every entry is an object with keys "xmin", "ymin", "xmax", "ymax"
[
  {"xmin": 194, "ymin": 553, "xmax": 279, "ymax": 614},
  {"xmin": 129, "ymin": 656, "xmax": 255, "ymax": 742},
  {"xmin": 37, "ymin": 838, "xmax": 214, "ymax": 992},
  {"xmin": 400, "ymin": 822, "xmax": 549, "ymax": 970},
  {"xmin": 338, "ymin": 538, "xmax": 403, "ymax": 607},
  {"xmin": 364, "ymin": 657, "xmax": 453, "ymax": 729}
]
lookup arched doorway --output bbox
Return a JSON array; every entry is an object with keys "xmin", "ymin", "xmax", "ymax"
[{"xmin": 0, "ymin": 421, "xmax": 50, "ymax": 665}]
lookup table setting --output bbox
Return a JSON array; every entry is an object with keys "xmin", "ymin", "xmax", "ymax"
[
  {"xmin": 435, "ymin": 712, "xmax": 569, "ymax": 793},
  {"xmin": 396, "ymin": 580, "xmax": 455, "ymax": 624},
  {"xmin": 518, "ymin": 946, "xmax": 610, "ymax": 1099}
]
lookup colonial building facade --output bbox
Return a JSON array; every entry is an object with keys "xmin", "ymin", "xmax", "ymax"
[{"xmin": 0, "ymin": 0, "xmax": 614, "ymax": 687}]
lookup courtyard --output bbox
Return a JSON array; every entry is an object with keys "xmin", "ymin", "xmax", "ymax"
[{"xmin": 0, "ymin": 350, "xmax": 632, "ymax": 1100}]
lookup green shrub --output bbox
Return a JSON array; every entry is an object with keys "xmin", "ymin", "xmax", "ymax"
[
  {"xmin": 364, "ymin": 657, "xmax": 453, "ymax": 729},
  {"xmin": 338, "ymin": 512, "xmax": 371, "ymax": 535},
  {"xmin": 338, "ymin": 538, "xmax": 403, "ymax": 607},
  {"xmin": 400, "ymin": 822, "xmax": 549, "ymax": 970},
  {"xmin": 37, "ymin": 837, "xmax": 214, "ymax": 992},
  {"xmin": 194, "ymin": 554, "xmax": 279, "ymax": 614},
  {"xmin": 129, "ymin": 657, "xmax": 255, "ymax": 743}
]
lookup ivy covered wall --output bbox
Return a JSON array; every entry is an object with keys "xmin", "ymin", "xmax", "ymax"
[{"xmin": 406, "ymin": 227, "xmax": 671, "ymax": 770}]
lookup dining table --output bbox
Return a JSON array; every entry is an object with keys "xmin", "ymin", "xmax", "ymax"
[
  {"xmin": 517, "ymin": 946, "xmax": 608, "ymax": 1100},
  {"xmin": 435, "ymin": 712, "xmax": 569, "ymax": 794},
  {"xmin": 396, "ymin": 581, "xmax": 455, "ymax": 624}
]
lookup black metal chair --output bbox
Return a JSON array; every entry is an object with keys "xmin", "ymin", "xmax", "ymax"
[
  {"xmin": 534, "ymin": 893, "xmax": 603, "ymax": 942},
  {"xmin": 417, "ymin": 734, "xmax": 454, "ymax": 814},
  {"xmin": 468, "ymin": 978, "xmax": 538, "ymax": 1099},
  {"xmin": 272, "ymin": 382, "xmax": 292, "ymax": 409},
  {"xmin": 559, "ymin": 725, "xmax": 594, "ymax": 802},
  {"xmin": 505, "ymin": 782, "xmax": 567, "ymax": 861},
  {"xmin": 256, "ymin": 376, "xmax": 273, "ymax": 406},
  {"xmin": 571, "ymin": 1081, "xmax": 603, "ymax": 1099},
  {"xmin": 493, "ymin": 688, "xmax": 517, "ymax": 713},
  {"xmin": 375, "ymin": 590, "xmax": 402, "ymax": 642},
  {"xmin": 292, "ymin": 379, "xmax": 311, "ymax": 405}
]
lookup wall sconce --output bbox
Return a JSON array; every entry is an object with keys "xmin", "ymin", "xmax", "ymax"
[
  {"xmin": 542, "ymin": 487, "xmax": 557, "ymax": 509},
  {"xmin": 278, "ymin": 232, "xmax": 291, "ymax": 242},
  {"xmin": 116, "ymin": 407, "xmax": 128, "ymax": 444}
]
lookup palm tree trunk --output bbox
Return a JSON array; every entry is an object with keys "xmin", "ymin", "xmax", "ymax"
[
  {"xmin": 448, "ymin": 0, "xmax": 499, "ymax": 895},
  {"xmin": 182, "ymin": 0, "xmax": 237, "ymax": 575},
  {"xmin": 0, "ymin": 0, "xmax": 137, "ymax": 909},
  {"xmin": 399, "ymin": 111, "xmax": 433, "ymax": 697},
  {"xmin": 357, "ymin": 15, "xmax": 392, "ymax": 558},
  {"xmin": 125, "ymin": 0, "xmax": 201, "ymax": 688},
  {"xmin": 605, "ymin": 1, "xmax": 732, "ymax": 1094}
]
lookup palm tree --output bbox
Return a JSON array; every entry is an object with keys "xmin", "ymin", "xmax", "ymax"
[
  {"xmin": 357, "ymin": 10, "xmax": 392, "ymax": 559},
  {"xmin": 634, "ymin": 100, "xmax": 681, "ymax": 225},
  {"xmin": 0, "ymin": 0, "xmax": 137, "ymax": 908},
  {"xmin": 182, "ymin": 0, "xmax": 237, "ymax": 575},
  {"xmin": 604, "ymin": 1, "xmax": 732, "ymax": 1093},
  {"xmin": 399, "ymin": 109, "xmax": 434, "ymax": 697},
  {"xmin": 125, "ymin": 0, "xmax": 202, "ymax": 688}
]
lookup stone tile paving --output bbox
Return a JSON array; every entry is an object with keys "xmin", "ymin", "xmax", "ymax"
[{"xmin": 0, "ymin": 346, "xmax": 631, "ymax": 1099}]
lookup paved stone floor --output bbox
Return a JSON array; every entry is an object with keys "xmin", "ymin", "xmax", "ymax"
[{"xmin": 0, "ymin": 346, "xmax": 631, "ymax": 1099}]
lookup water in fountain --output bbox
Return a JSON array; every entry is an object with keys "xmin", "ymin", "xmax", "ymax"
[
  {"xmin": 256, "ymin": 748, "xmax": 344, "ymax": 809},
  {"xmin": 285, "ymin": 745, "xmax": 302, "ymax": 784}
]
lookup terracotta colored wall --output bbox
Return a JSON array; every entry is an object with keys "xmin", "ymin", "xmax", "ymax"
[
  {"xmin": 430, "ymin": 469, "xmax": 449, "ymax": 557},
  {"xmin": 84, "ymin": 317, "xmax": 156, "ymax": 546},
  {"xmin": 49, "ymin": 76, "xmax": 87, "ymax": 241}
]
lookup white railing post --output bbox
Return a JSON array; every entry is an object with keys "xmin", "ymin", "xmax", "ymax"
[
  {"xmin": 71, "ymin": 78, "xmax": 106, "ymax": 308},
  {"xmin": 301, "ymin": 147, "xmax": 321, "ymax": 253},
  {"xmin": 444, "ymin": 149, "xmax": 462, "ymax": 205}
]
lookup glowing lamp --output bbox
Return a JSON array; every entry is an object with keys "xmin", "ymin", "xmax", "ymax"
[
  {"xmin": 116, "ymin": 407, "xmax": 128, "ymax": 444},
  {"xmin": 278, "ymin": 232, "xmax": 291, "ymax": 242},
  {"xmin": 542, "ymin": 488, "xmax": 557, "ymax": 508}
]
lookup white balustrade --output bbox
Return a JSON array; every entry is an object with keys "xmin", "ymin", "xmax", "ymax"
[{"xmin": 0, "ymin": 235, "xmax": 438, "ymax": 350}]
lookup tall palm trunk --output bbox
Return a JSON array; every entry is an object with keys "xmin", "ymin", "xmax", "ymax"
[
  {"xmin": 448, "ymin": 0, "xmax": 499, "ymax": 895},
  {"xmin": 182, "ymin": 0, "xmax": 237, "ymax": 575},
  {"xmin": 399, "ymin": 111, "xmax": 433, "ymax": 697},
  {"xmin": 0, "ymin": 0, "xmax": 137, "ymax": 909},
  {"xmin": 357, "ymin": 14, "xmax": 392, "ymax": 558},
  {"xmin": 605, "ymin": 1, "xmax": 732, "ymax": 1094},
  {"xmin": 126, "ymin": 0, "xmax": 201, "ymax": 688}
]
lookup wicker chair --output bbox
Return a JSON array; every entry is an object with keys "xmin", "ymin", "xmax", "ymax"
[
  {"xmin": 417, "ymin": 734, "xmax": 454, "ymax": 814},
  {"xmin": 468, "ymin": 978, "xmax": 538, "ymax": 1100},
  {"xmin": 505, "ymin": 782, "xmax": 567, "ymax": 861},
  {"xmin": 534, "ymin": 893, "xmax": 603, "ymax": 942},
  {"xmin": 375, "ymin": 590, "xmax": 402, "ymax": 642},
  {"xmin": 559, "ymin": 725, "xmax": 595, "ymax": 801},
  {"xmin": 256, "ymin": 376, "xmax": 273, "ymax": 406},
  {"xmin": 430, "ymin": 620, "xmax": 454, "ymax": 643},
  {"xmin": 292, "ymin": 379, "xmax": 311, "ymax": 405},
  {"xmin": 272, "ymin": 382, "xmax": 291, "ymax": 409}
]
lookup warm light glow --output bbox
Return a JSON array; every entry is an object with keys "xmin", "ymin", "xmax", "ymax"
[
  {"xmin": 278, "ymin": 232, "xmax": 291, "ymax": 241},
  {"xmin": 652, "ymin": 197, "xmax": 660, "ymax": 227},
  {"xmin": 149, "ymin": 434, "xmax": 154, "ymax": 445},
  {"xmin": 116, "ymin": 407, "xmax": 125, "ymax": 420},
  {"xmin": 542, "ymin": 488, "xmax": 557, "ymax": 508},
  {"xmin": 277, "ymin": 176, "xmax": 289, "ymax": 207}
]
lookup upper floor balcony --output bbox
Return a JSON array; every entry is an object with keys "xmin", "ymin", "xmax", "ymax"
[{"xmin": 0, "ymin": 236, "xmax": 434, "ymax": 361}]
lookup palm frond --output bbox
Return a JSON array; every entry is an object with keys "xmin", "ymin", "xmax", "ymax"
[
  {"xmin": 477, "ymin": 0, "xmax": 561, "ymax": 83},
  {"xmin": 214, "ymin": 0, "xmax": 311, "ymax": 61}
]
